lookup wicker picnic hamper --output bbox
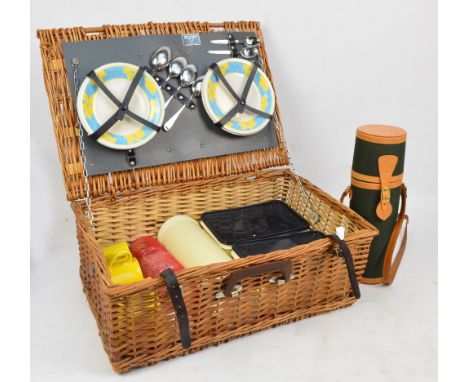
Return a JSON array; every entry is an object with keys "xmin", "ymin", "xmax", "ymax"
[{"xmin": 37, "ymin": 21, "xmax": 377, "ymax": 373}]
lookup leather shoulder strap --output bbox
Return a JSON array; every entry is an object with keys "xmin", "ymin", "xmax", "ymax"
[{"xmin": 382, "ymin": 184, "xmax": 409, "ymax": 284}]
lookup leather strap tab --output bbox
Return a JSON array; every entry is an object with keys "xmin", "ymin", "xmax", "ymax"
[
  {"xmin": 327, "ymin": 234, "xmax": 361, "ymax": 299},
  {"xmin": 376, "ymin": 155, "xmax": 398, "ymax": 220},
  {"xmin": 160, "ymin": 269, "xmax": 191, "ymax": 349}
]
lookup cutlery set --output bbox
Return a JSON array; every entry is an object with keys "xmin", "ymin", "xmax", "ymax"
[
  {"xmin": 73, "ymin": 32, "xmax": 274, "ymax": 158},
  {"xmin": 207, "ymin": 35, "xmax": 262, "ymax": 62},
  {"xmin": 148, "ymin": 35, "xmax": 264, "ymax": 132},
  {"xmin": 150, "ymin": 47, "xmax": 200, "ymax": 130}
]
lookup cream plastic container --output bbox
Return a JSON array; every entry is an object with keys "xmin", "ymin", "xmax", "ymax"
[{"xmin": 158, "ymin": 215, "xmax": 233, "ymax": 268}]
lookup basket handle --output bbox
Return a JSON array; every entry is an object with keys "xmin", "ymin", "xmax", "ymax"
[{"xmin": 220, "ymin": 260, "xmax": 292, "ymax": 298}]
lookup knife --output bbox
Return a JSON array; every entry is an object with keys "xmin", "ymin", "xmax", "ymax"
[
  {"xmin": 206, "ymin": 50, "xmax": 233, "ymax": 55},
  {"xmin": 210, "ymin": 36, "xmax": 261, "ymax": 46},
  {"xmin": 210, "ymin": 39, "xmax": 242, "ymax": 44}
]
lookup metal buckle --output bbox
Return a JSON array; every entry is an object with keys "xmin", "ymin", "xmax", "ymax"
[
  {"xmin": 381, "ymin": 187, "xmax": 391, "ymax": 205},
  {"xmin": 268, "ymin": 274, "xmax": 295, "ymax": 285},
  {"xmin": 215, "ymin": 284, "xmax": 243, "ymax": 300}
]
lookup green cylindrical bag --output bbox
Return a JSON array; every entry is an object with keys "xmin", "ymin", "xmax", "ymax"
[{"xmin": 341, "ymin": 125, "xmax": 409, "ymax": 285}]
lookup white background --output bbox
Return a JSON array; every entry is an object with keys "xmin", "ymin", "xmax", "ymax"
[{"xmin": 30, "ymin": 0, "xmax": 437, "ymax": 381}]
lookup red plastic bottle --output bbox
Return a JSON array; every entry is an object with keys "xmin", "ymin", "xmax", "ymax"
[{"xmin": 130, "ymin": 236, "xmax": 183, "ymax": 278}]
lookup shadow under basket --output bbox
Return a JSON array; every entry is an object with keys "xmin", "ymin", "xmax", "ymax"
[{"xmin": 72, "ymin": 169, "xmax": 376, "ymax": 373}]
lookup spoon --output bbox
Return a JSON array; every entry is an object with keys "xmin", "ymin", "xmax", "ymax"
[
  {"xmin": 164, "ymin": 63, "xmax": 197, "ymax": 109},
  {"xmin": 239, "ymin": 46, "xmax": 259, "ymax": 59},
  {"xmin": 150, "ymin": 46, "xmax": 171, "ymax": 72},
  {"xmin": 243, "ymin": 36, "xmax": 260, "ymax": 48},
  {"xmin": 163, "ymin": 76, "xmax": 204, "ymax": 131},
  {"xmin": 167, "ymin": 56, "xmax": 188, "ymax": 79}
]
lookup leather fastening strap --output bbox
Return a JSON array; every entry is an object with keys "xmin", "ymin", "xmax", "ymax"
[
  {"xmin": 86, "ymin": 66, "xmax": 162, "ymax": 140},
  {"xmin": 326, "ymin": 234, "xmax": 361, "ymax": 299},
  {"xmin": 208, "ymin": 62, "xmax": 273, "ymax": 129},
  {"xmin": 351, "ymin": 170, "xmax": 403, "ymax": 185},
  {"xmin": 160, "ymin": 269, "xmax": 191, "ymax": 349},
  {"xmin": 376, "ymin": 155, "xmax": 399, "ymax": 220},
  {"xmin": 350, "ymin": 177, "xmax": 402, "ymax": 191},
  {"xmin": 382, "ymin": 183, "xmax": 408, "ymax": 285}
]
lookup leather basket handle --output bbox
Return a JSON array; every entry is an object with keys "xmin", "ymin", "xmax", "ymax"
[
  {"xmin": 222, "ymin": 260, "xmax": 292, "ymax": 298},
  {"xmin": 383, "ymin": 184, "xmax": 409, "ymax": 285}
]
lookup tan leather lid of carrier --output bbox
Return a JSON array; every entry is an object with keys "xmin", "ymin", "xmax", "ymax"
[
  {"xmin": 36, "ymin": 21, "xmax": 290, "ymax": 201},
  {"xmin": 356, "ymin": 124, "xmax": 407, "ymax": 145}
]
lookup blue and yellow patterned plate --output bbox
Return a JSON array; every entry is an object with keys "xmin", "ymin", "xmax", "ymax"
[
  {"xmin": 201, "ymin": 58, "xmax": 275, "ymax": 136},
  {"xmin": 77, "ymin": 62, "xmax": 164, "ymax": 150}
]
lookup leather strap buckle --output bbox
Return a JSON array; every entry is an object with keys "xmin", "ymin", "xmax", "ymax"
[{"xmin": 380, "ymin": 187, "xmax": 391, "ymax": 205}]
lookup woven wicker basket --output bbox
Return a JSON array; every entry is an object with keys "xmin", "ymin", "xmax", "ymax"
[{"xmin": 37, "ymin": 21, "xmax": 377, "ymax": 373}]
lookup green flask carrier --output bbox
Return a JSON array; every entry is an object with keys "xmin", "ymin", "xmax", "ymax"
[{"xmin": 342, "ymin": 125, "xmax": 409, "ymax": 285}]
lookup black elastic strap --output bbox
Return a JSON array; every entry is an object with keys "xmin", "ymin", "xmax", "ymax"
[
  {"xmin": 209, "ymin": 63, "xmax": 240, "ymax": 102},
  {"xmin": 88, "ymin": 109, "xmax": 121, "ymax": 140},
  {"xmin": 209, "ymin": 61, "xmax": 273, "ymax": 130},
  {"xmin": 238, "ymin": 62, "xmax": 259, "ymax": 113},
  {"xmin": 227, "ymin": 33, "xmax": 239, "ymax": 58},
  {"xmin": 87, "ymin": 71, "xmax": 121, "ymax": 107},
  {"xmin": 327, "ymin": 234, "xmax": 361, "ymax": 299},
  {"xmin": 121, "ymin": 66, "xmax": 145, "ymax": 109},
  {"xmin": 243, "ymin": 104, "xmax": 274, "ymax": 119},
  {"xmin": 87, "ymin": 66, "xmax": 162, "ymax": 141},
  {"xmin": 160, "ymin": 269, "xmax": 191, "ymax": 349},
  {"xmin": 125, "ymin": 109, "xmax": 161, "ymax": 131}
]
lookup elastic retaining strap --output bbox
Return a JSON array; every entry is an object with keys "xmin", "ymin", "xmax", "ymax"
[
  {"xmin": 326, "ymin": 234, "xmax": 361, "ymax": 299},
  {"xmin": 86, "ymin": 66, "xmax": 162, "ymax": 140},
  {"xmin": 160, "ymin": 269, "xmax": 191, "ymax": 349},
  {"xmin": 208, "ymin": 62, "xmax": 273, "ymax": 130}
]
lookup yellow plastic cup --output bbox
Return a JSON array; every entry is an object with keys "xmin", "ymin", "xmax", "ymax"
[{"xmin": 103, "ymin": 241, "xmax": 144, "ymax": 284}]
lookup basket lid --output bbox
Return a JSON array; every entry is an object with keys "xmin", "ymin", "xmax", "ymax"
[
  {"xmin": 356, "ymin": 124, "xmax": 407, "ymax": 145},
  {"xmin": 37, "ymin": 21, "xmax": 290, "ymax": 201}
]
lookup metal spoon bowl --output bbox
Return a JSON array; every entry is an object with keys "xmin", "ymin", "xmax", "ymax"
[
  {"xmin": 150, "ymin": 46, "xmax": 171, "ymax": 72},
  {"xmin": 191, "ymin": 75, "xmax": 204, "ymax": 97},
  {"xmin": 164, "ymin": 63, "xmax": 197, "ymax": 109},
  {"xmin": 239, "ymin": 46, "xmax": 259, "ymax": 59},
  {"xmin": 179, "ymin": 64, "xmax": 198, "ymax": 87},
  {"xmin": 168, "ymin": 57, "xmax": 188, "ymax": 79},
  {"xmin": 243, "ymin": 36, "xmax": 260, "ymax": 48}
]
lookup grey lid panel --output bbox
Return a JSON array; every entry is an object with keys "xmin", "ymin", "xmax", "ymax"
[{"xmin": 62, "ymin": 32, "xmax": 278, "ymax": 176}]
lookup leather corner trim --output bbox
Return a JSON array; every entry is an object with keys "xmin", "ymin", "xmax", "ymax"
[{"xmin": 360, "ymin": 276, "xmax": 385, "ymax": 285}]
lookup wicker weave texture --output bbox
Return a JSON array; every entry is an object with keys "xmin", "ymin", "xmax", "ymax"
[
  {"xmin": 72, "ymin": 170, "xmax": 376, "ymax": 373},
  {"xmin": 37, "ymin": 21, "xmax": 289, "ymax": 201}
]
